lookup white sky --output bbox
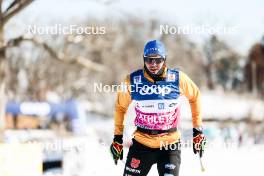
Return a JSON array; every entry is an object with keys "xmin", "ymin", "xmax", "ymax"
[{"xmin": 5, "ymin": 0, "xmax": 264, "ymax": 55}]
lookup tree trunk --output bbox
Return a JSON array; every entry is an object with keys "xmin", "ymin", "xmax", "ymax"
[
  {"xmin": 251, "ymin": 62, "xmax": 257, "ymax": 96},
  {"xmin": 0, "ymin": 24, "xmax": 7, "ymax": 130}
]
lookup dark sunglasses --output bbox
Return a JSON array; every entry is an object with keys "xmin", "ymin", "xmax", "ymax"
[{"xmin": 144, "ymin": 57, "xmax": 165, "ymax": 64}]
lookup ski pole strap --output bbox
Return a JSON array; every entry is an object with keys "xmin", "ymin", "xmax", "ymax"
[{"xmin": 136, "ymin": 127, "xmax": 178, "ymax": 135}]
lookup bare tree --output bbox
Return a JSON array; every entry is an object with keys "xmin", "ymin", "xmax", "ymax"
[{"xmin": 0, "ymin": 0, "xmax": 34, "ymax": 129}]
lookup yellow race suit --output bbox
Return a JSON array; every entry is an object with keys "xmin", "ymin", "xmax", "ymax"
[{"xmin": 114, "ymin": 67, "xmax": 202, "ymax": 148}]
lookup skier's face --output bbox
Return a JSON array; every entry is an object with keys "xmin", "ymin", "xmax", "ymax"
[{"xmin": 144, "ymin": 55, "xmax": 165, "ymax": 74}]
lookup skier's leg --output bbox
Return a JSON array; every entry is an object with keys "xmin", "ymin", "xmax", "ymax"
[
  {"xmin": 123, "ymin": 139, "xmax": 155, "ymax": 176},
  {"xmin": 157, "ymin": 142, "xmax": 181, "ymax": 176}
]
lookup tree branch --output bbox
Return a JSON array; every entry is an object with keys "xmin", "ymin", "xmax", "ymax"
[
  {"xmin": 3, "ymin": 0, "xmax": 34, "ymax": 24},
  {"xmin": 4, "ymin": 0, "xmax": 18, "ymax": 13},
  {"xmin": 0, "ymin": 0, "xmax": 3, "ymax": 14},
  {"xmin": 4, "ymin": 36, "xmax": 107, "ymax": 72}
]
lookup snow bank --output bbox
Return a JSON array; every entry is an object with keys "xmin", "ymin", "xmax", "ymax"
[{"xmin": 180, "ymin": 91, "xmax": 264, "ymax": 120}]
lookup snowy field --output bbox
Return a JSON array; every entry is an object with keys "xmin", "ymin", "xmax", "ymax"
[
  {"xmin": 78, "ymin": 90, "xmax": 264, "ymax": 176},
  {"xmin": 64, "ymin": 113, "xmax": 264, "ymax": 176},
  {"xmin": 8, "ymin": 90, "xmax": 262, "ymax": 176},
  {"xmin": 63, "ymin": 136, "xmax": 263, "ymax": 176}
]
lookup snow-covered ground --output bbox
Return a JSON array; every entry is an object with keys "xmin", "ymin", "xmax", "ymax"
[
  {"xmin": 3, "ymin": 88, "xmax": 263, "ymax": 176},
  {"xmin": 2, "ymin": 92, "xmax": 263, "ymax": 176},
  {"xmin": 63, "ymin": 134, "xmax": 263, "ymax": 176},
  {"xmin": 80, "ymin": 89, "xmax": 264, "ymax": 175},
  {"xmin": 82, "ymin": 111, "xmax": 263, "ymax": 175}
]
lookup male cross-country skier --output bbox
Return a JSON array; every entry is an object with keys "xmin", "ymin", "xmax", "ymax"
[{"xmin": 110, "ymin": 40, "xmax": 206, "ymax": 176}]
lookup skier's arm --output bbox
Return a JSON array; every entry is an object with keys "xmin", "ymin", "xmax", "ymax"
[
  {"xmin": 114, "ymin": 75, "xmax": 132, "ymax": 135},
  {"xmin": 179, "ymin": 71, "xmax": 202, "ymax": 128}
]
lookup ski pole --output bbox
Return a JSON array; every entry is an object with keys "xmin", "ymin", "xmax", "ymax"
[{"xmin": 199, "ymin": 154, "xmax": 205, "ymax": 172}]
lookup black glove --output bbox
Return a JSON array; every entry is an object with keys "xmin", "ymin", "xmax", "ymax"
[
  {"xmin": 193, "ymin": 128, "xmax": 206, "ymax": 157},
  {"xmin": 110, "ymin": 135, "xmax": 123, "ymax": 165}
]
